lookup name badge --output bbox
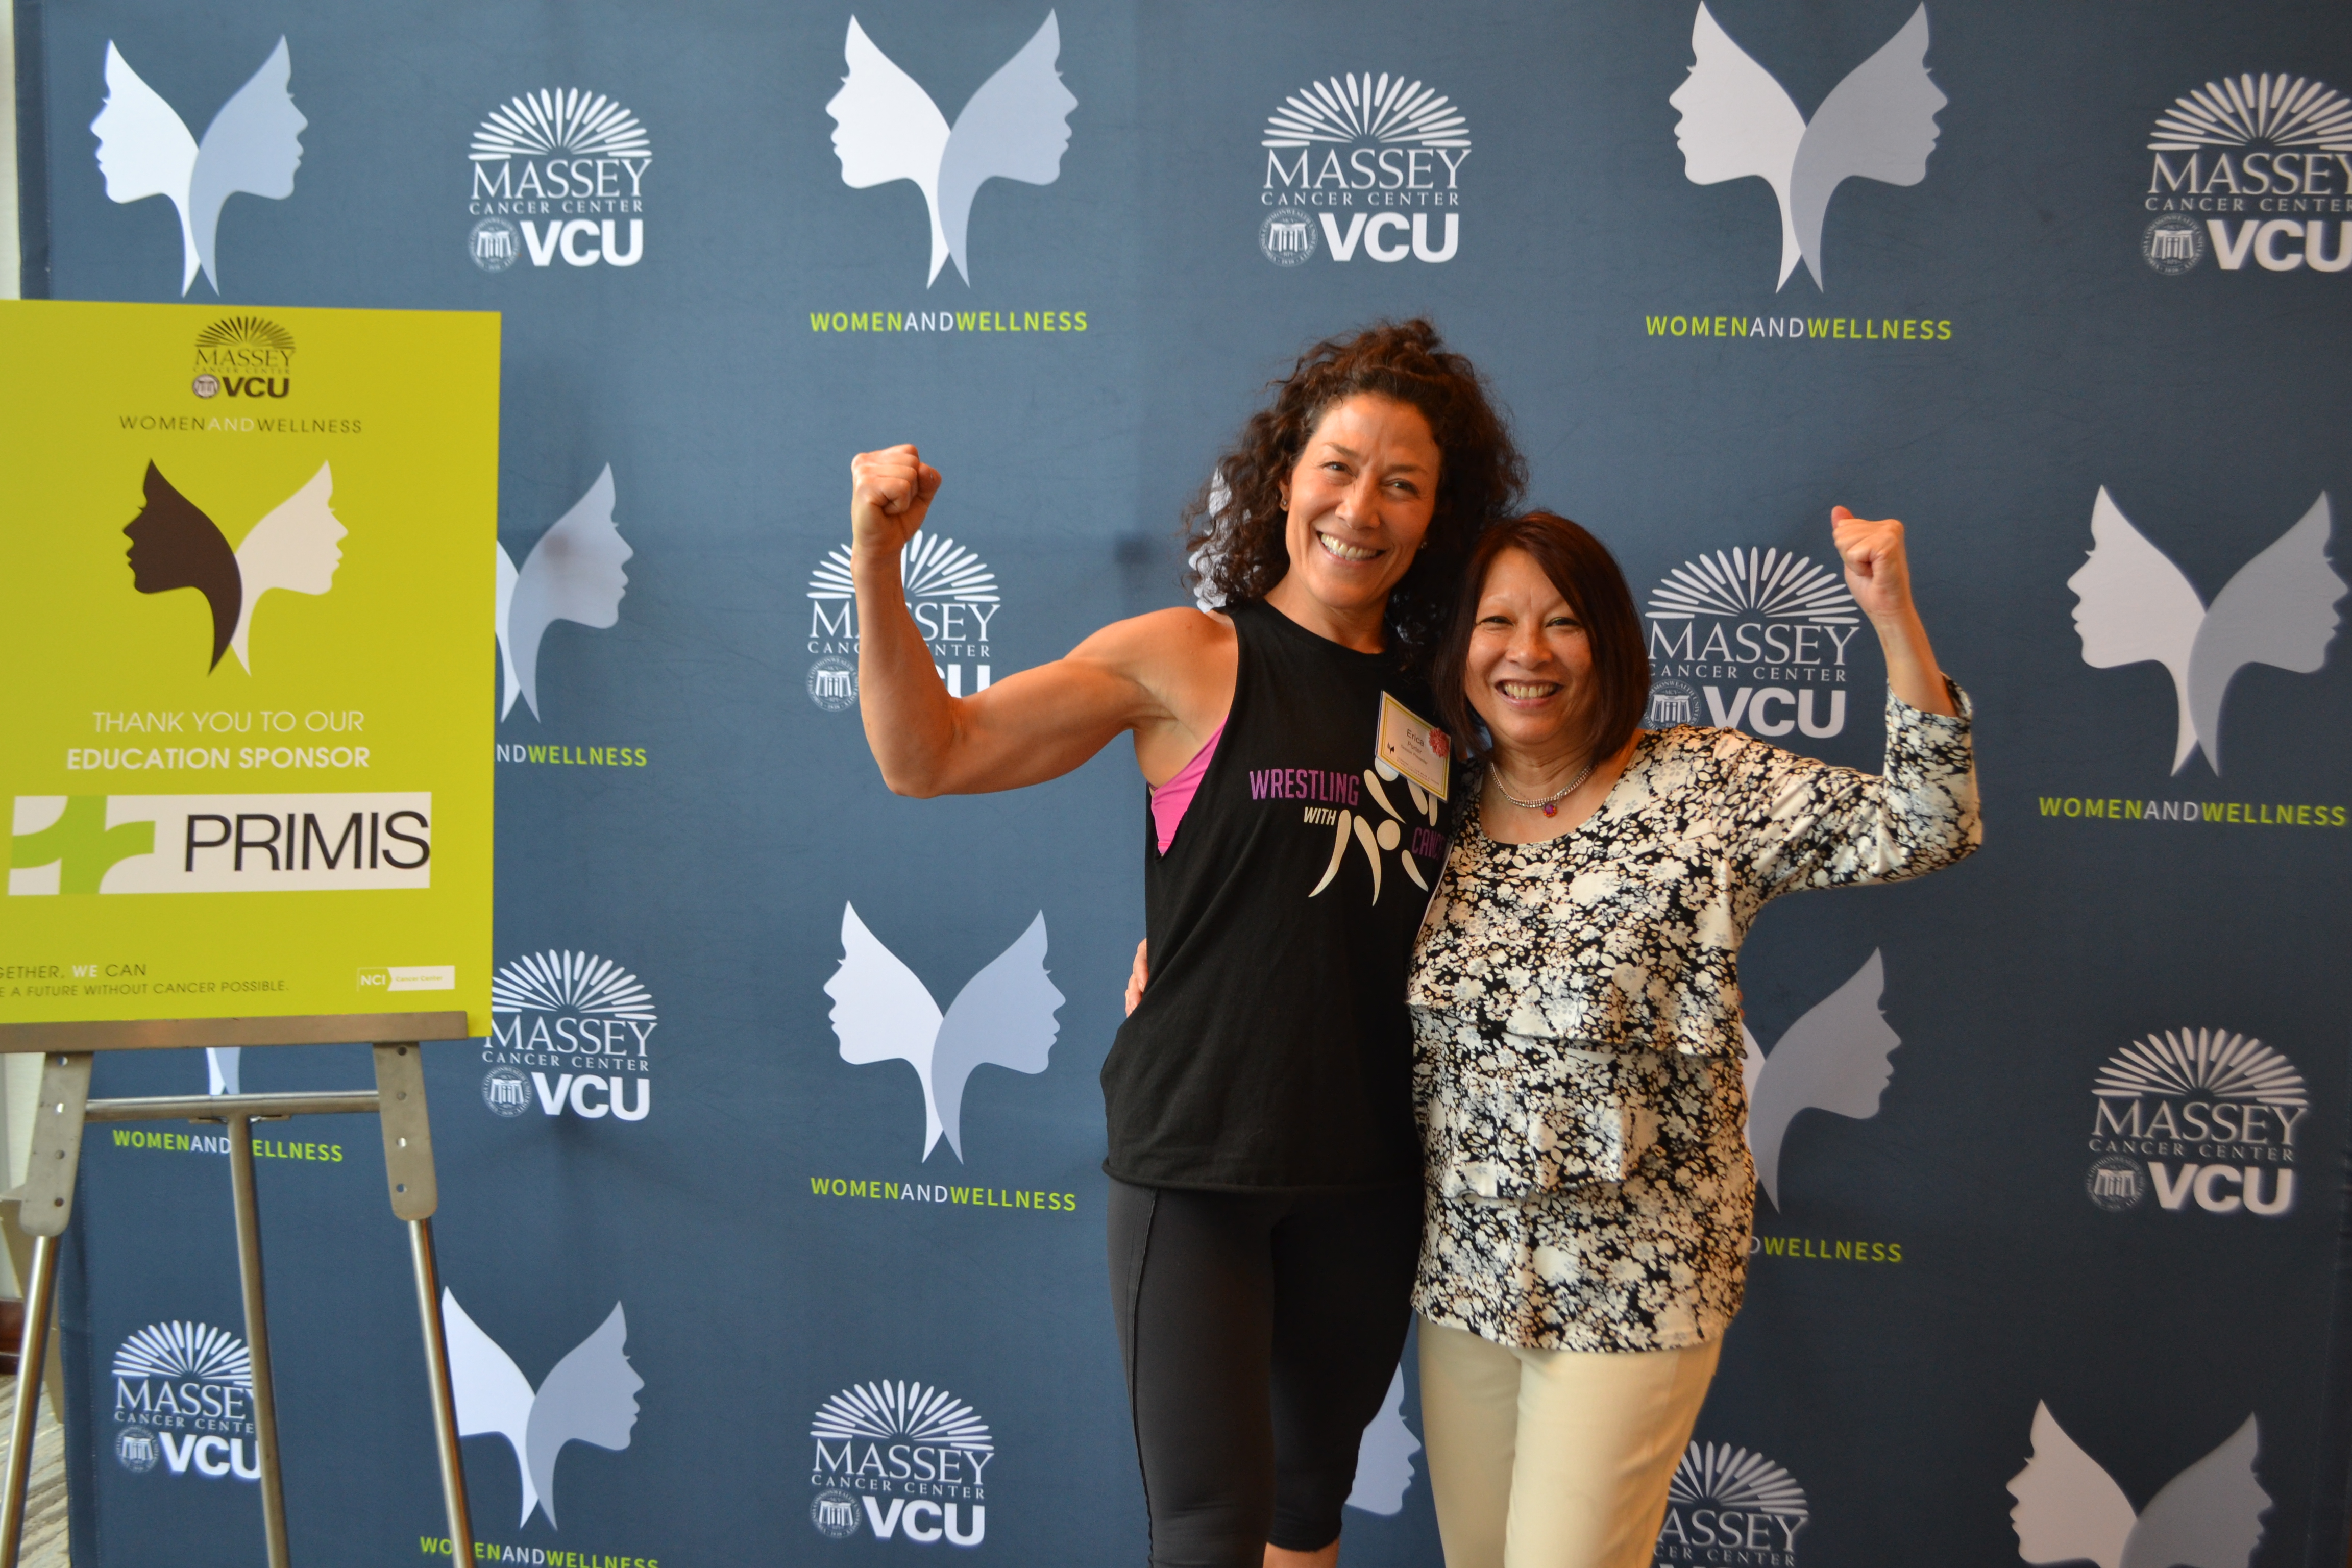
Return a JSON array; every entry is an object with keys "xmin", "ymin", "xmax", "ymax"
[{"xmin": 1377, "ymin": 692, "xmax": 1450, "ymax": 800}]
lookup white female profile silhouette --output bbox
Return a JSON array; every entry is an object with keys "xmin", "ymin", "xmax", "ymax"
[
  {"xmin": 1669, "ymin": 4, "xmax": 1944, "ymax": 289},
  {"xmin": 495, "ymin": 465, "xmax": 633, "ymax": 721},
  {"xmin": 89, "ymin": 37, "xmax": 306, "ymax": 295},
  {"xmin": 2008, "ymin": 1401, "xmax": 2270, "ymax": 1568},
  {"xmin": 229, "ymin": 461, "xmax": 344, "ymax": 672},
  {"xmin": 826, "ymin": 13, "xmax": 1076, "ymax": 285}
]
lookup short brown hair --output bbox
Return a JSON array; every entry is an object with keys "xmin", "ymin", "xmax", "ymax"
[
  {"xmin": 1182, "ymin": 319, "xmax": 1525, "ymax": 665},
  {"xmin": 1433, "ymin": 512, "xmax": 1650, "ymax": 765}
]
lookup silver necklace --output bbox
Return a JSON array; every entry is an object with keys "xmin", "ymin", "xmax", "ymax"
[{"xmin": 1489, "ymin": 754, "xmax": 1597, "ymax": 817}]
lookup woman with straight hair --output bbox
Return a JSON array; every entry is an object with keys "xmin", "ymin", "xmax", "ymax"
[
  {"xmin": 848, "ymin": 320, "xmax": 1524, "ymax": 1568},
  {"xmin": 1408, "ymin": 509, "xmax": 1978, "ymax": 1568}
]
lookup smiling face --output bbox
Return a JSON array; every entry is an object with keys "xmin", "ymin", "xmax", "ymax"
[
  {"xmin": 1463, "ymin": 546, "xmax": 1596, "ymax": 765},
  {"xmin": 1271, "ymin": 394, "xmax": 1440, "ymax": 630}
]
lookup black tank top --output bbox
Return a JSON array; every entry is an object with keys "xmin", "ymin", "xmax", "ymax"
[{"xmin": 1101, "ymin": 599, "xmax": 1454, "ymax": 1190}]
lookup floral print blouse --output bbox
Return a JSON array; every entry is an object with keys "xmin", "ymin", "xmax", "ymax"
[{"xmin": 1407, "ymin": 685, "xmax": 1979, "ymax": 1352}]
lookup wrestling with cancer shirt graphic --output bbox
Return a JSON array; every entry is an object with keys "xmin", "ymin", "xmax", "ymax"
[{"xmin": 90, "ymin": 39, "xmax": 305, "ymax": 295}]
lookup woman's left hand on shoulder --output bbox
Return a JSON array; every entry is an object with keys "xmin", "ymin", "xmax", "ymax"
[{"xmin": 1831, "ymin": 505, "xmax": 1916, "ymax": 624}]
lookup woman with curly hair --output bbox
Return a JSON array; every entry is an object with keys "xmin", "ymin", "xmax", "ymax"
[{"xmin": 849, "ymin": 320, "xmax": 1523, "ymax": 1568}]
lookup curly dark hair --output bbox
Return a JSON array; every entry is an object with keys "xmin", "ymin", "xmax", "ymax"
[{"xmin": 1181, "ymin": 319, "xmax": 1526, "ymax": 664}]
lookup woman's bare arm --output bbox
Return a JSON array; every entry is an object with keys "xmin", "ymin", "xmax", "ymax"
[{"xmin": 851, "ymin": 444, "xmax": 1230, "ymax": 796}]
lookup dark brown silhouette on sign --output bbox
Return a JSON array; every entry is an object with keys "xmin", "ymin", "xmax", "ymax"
[{"xmin": 123, "ymin": 460, "xmax": 240, "ymax": 670}]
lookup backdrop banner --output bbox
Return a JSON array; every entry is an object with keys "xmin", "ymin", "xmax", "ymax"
[
  {"xmin": 0, "ymin": 298, "xmax": 498, "ymax": 1032},
  {"xmin": 13, "ymin": 3, "xmax": 2352, "ymax": 1566}
]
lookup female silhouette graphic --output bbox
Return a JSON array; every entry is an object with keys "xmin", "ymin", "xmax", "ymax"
[
  {"xmin": 228, "ymin": 460, "xmax": 344, "ymax": 672},
  {"xmin": 122, "ymin": 461, "xmax": 240, "ymax": 670}
]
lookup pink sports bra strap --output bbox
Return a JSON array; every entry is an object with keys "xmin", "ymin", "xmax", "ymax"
[{"xmin": 1148, "ymin": 721, "xmax": 1226, "ymax": 854}]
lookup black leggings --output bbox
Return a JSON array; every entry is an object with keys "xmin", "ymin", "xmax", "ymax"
[{"xmin": 1108, "ymin": 1178, "xmax": 1423, "ymax": 1567}]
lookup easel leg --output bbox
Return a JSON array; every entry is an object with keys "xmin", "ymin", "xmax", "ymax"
[
  {"xmin": 228, "ymin": 1114, "xmax": 291, "ymax": 1568},
  {"xmin": 406, "ymin": 1218, "xmax": 473, "ymax": 1561},
  {"xmin": 0, "ymin": 1234, "xmax": 58, "ymax": 1568}
]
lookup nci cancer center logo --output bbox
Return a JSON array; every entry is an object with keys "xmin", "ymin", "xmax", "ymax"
[
  {"xmin": 2139, "ymin": 74, "xmax": 2352, "ymax": 274},
  {"xmin": 1643, "ymin": 546, "xmax": 1864, "ymax": 742},
  {"xmin": 808, "ymin": 1381, "xmax": 993, "ymax": 1546},
  {"xmin": 466, "ymin": 88, "xmax": 650, "ymax": 272},
  {"xmin": 806, "ymin": 529, "xmax": 1002, "ymax": 709},
  {"xmin": 1256, "ymin": 72, "xmax": 1468, "ymax": 266},
  {"xmin": 1654, "ymin": 1442, "xmax": 1808, "ymax": 1565},
  {"xmin": 482, "ymin": 949, "xmax": 657, "ymax": 1122},
  {"xmin": 110, "ymin": 1321, "xmax": 258, "ymax": 1481},
  {"xmin": 2084, "ymin": 1027, "xmax": 2307, "ymax": 1218}
]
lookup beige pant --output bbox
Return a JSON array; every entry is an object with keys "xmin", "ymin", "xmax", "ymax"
[{"xmin": 1418, "ymin": 1318, "xmax": 1722, "ymax": 1568}]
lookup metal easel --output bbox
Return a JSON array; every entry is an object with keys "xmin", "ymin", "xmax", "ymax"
[{"xmin": 0, "ymin": 1012, "xmax": 478, "ymax": 1568}]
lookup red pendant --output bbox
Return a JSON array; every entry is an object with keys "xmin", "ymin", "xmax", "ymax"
[{"xmin": 1542, "ymin": 802, "xmax": 1557, "ymax": 816}]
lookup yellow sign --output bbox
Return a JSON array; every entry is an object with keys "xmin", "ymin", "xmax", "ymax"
[{"xmin": 0, "ymin": 300, "xmax": 498, "ymax": 1030}]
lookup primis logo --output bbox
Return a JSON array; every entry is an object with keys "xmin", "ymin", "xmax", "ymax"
[
  {"xmin": 1669, "ymin": 4, "xmax": 1943, "ymax": 290},
  {"xmin": 2085, "ymin": 1028, "xmax": 2306, "ymax": 1218},
  {"xmin": 1654, "ymin": 1443, "xmax": 1808, "ymax": 1564},
  {"xmin": 2141, "ymin": 74, "xmax": 2352, "ymax": 274},
  {"xmin": 1643, "ymin": 547, "xmax": 1863, "ymax": 741},
  {"xmin": 807, "ymin": 1381, "xmax": 992, "ymax": 1545},
  {"xmin": 90, "ymin": 39, "xmax": 305, "ymax": 296},
  {"xmin": 482, "ymin": 950, "xmax": 656, "ymax": 1123},
  {"xmin": 2009, "ymin": 1403, "xmax": 2270, "ymax": 1568},
  {"xmin": 465, "ymin": 88, "xmax": 650, "ymax": 272},
  {"xmin": 110, "ymin": 1321, "xmax": 258, "ymax": 1481},
  {"xmin": 825, "ymin": 12, "xmax": 1076, "ymax": 287},
  {"xmin": 1257, "ymin": 72, "xmax": 1469, "ymax": 265}
]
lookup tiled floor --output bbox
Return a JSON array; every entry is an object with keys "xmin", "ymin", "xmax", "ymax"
[{"xmin": 0, "ymin": 1375, "xmax": 69, "ymax": 1567}]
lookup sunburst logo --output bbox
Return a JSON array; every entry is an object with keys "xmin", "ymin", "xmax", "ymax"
[
  {"xmin": 465, "ymin": 87, "xmax": 650, "ymax": 272},
  {"xmin": 113, "ymin": 1321, "xmax": 252, "ymax": 1385},
  {"xmin": 110, "ymin": 1321, "xmax": 260, "ymax": 1482},
  {"xmin": 806, "ymin": 530, "xmax": 1003, "ymax": 707},
  {"xmin": 2086, "ymin": 1028, "xmax": 2307, "ymax": 1218},
  {"xmin": 810, "ymin": 1381, "xmax": 993, "ymax": 1545},
  {"xmin": 2095, "ymin": 1028, "xmax": 2307, "ymax": 1107},
  {"xmin": 1644, "ymin": 547, "xmax": 1863, "ymax": 739},
  {"xmin": 2151, "ymin": 76, "xmax": 2352, "ymax": 152},
  {"xmin": 484, "ymin": 950, "xmax": 658, "ymax": 1123},
  {"xmin": 1258, "ymin": 72, "xmax": 1471, "ymax": 265},
  {"xmin": 1656, "ymin": 1442, "xmax": 1809, "ymax": 1560},
  {"xmin": 472, "ymin": 90, "xmax": 651, "ymax": 162}
]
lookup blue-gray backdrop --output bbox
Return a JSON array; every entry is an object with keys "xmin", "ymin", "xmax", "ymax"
[{"xmin": 15, "ymin": 1, "xmax": 2352, "ymax": 1564}]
